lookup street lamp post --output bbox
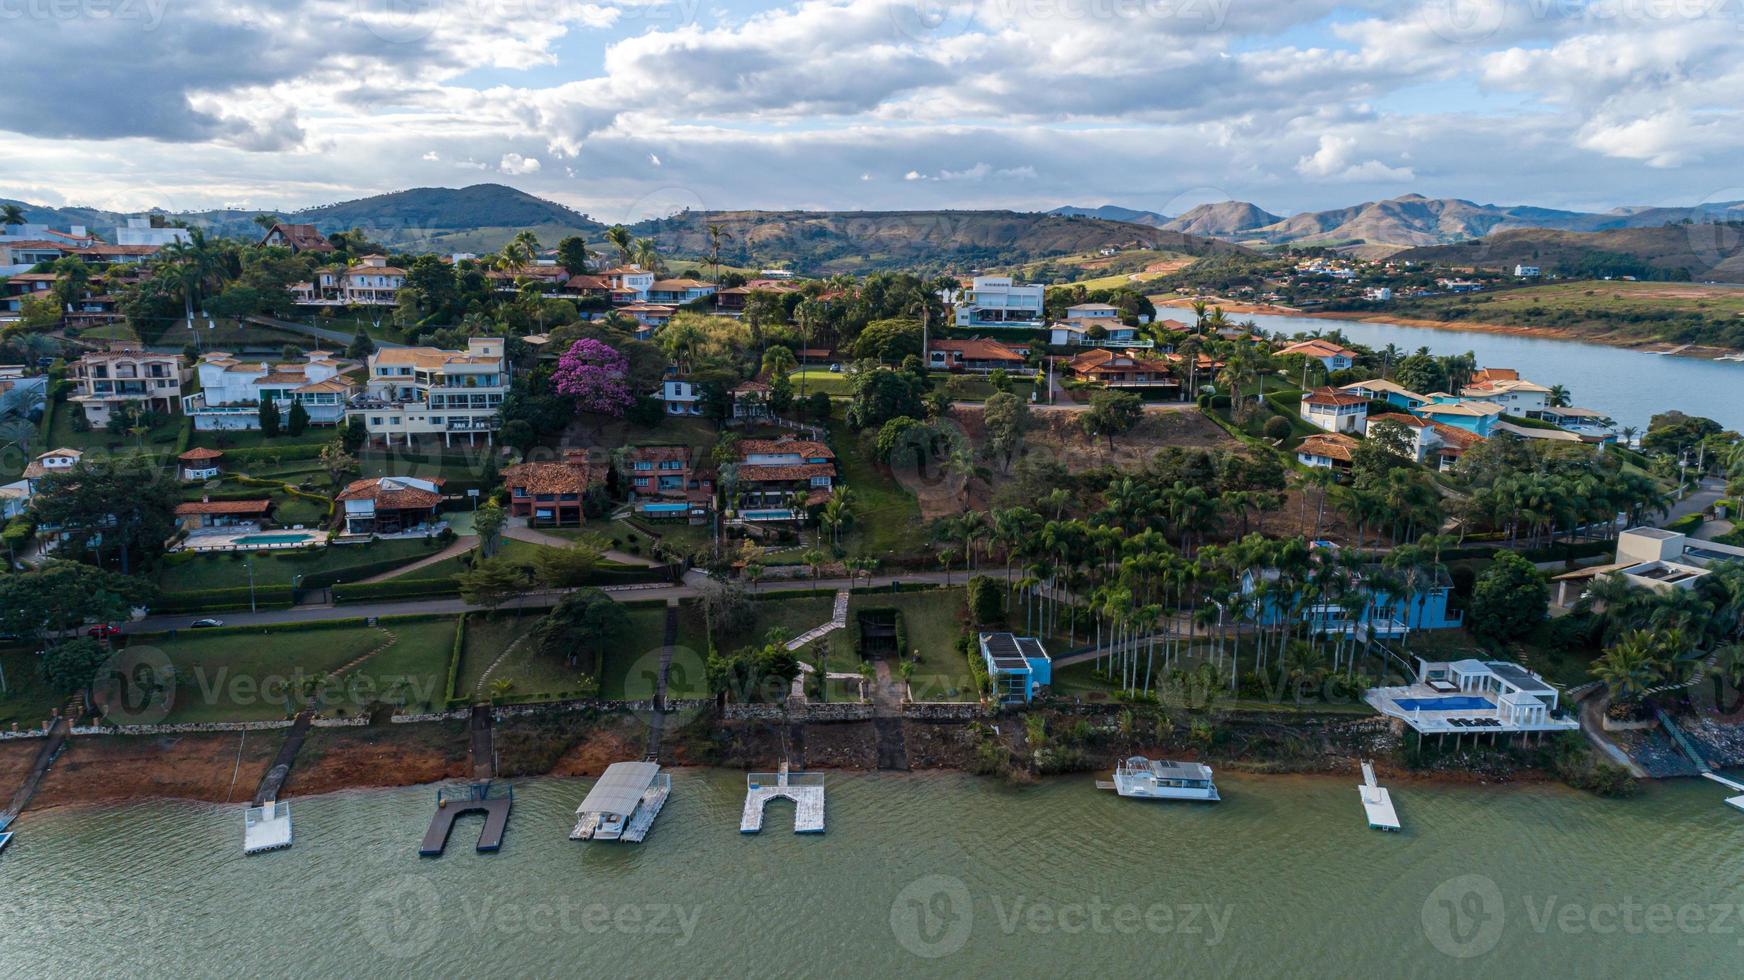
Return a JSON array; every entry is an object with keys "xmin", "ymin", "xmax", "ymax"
[{"xmin": 246, "ymin": 557, "xmax": 257, "ymax": 613}]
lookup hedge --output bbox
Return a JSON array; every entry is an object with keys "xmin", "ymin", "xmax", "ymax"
[
  {"xmin": 333, "ymin": 577, "xmax": 461, "ymax": 603},
  {"xmin": 152, "ymin": 584, "xmax": 296, "ymax": 613},
  {"xmin": 444, "ymin": 613, "xmax": 467, "ymax": 707},
  {"xmin": 1438, "ymin": 539, "xmax": 1616, "ymax": 563}
]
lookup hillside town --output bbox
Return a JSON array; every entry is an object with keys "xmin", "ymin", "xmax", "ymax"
[{"xmin": 2, "ymin": 207, "xmax": 1743, "ymax": 916}]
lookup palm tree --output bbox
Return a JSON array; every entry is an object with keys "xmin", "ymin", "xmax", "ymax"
[
  {"xmin": 633, "ymin": 237, "xmax": 662, "ymax": 275},
  {"xmin": 1592, "ymin": 630, "xmax": 1665, "ymax": 704},
  {"xmin": 1, "ymin": 203, "xmax": 25, "ymax": 229},
  {"xmin": 252, "ymin": 213, "xmax": 280, "ymax": 232},
  {"xmin": 605, "ymin": 224, "xmax": 634, "ymax": 265},
  {"xmin": 1620, "ymin": 425, "xmax": 1638, "ymax": 449},
  {"xmin": 1546, "ymin": 384, "xmax": 1572, "ymax": 408},
  {"xmin": 706, "ymin": 222, "xmax": 733, "ymax": 283}
]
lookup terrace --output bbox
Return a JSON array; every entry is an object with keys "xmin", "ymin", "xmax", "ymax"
[{"xmin": 1366, "ymin": 658, "xmax": 1578, "ymax": 735}]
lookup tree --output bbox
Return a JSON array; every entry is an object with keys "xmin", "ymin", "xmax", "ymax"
[
  {"xmin": 457, "ymin": 556, "xmax": 528, "ymax": 614},
  {"xmin": 804, "ymin": 390, "xmax": 832, "ymax": 422},
  {"xmin": 605, "ymin": 225, "xmax": 634, "ymax": 265},
  {"xmin": 259, "ymin": 397, "xmax": 281, "ymax": 437},
  {"xmin": 342, "ymin": 415, "xmax": 368, "ymax": 454},
  {"xmin": 1469, "ymin": 551, "xmax": 1548, "ymax": 643},
  {"xmin": 706, "ymin": 223, "xmax": 733, "ymax": 283},
  {"xmin": 346, "ymin": 326, "xmax": 376, "ymax": 360},
  {"xmin": 982, "ymin": 391, "xmax": 1030, "ymax": 472},
  {"xmin": 534, "ymin": 587, "xmax": 627, "ymax": 670},
  {"xmin": 551, "ymin": 338, "xmax": 634, "ymax": 416},
  {"xmin": 42, "ymin": 637, "xmax": 110, "ymax": 698},
  {"xmin": 286, "ymin": 400, "xmax": 309, "ymax": 436},
  {"xmin": 0, "ymin": 561, "xmax": 155, "ymax": 647},
  {"xmin": 852, "ymin": 318, "xmax": 923, "ymax": 362},
  {"xmin": 531, "ymin": 542, "xmax": 602, "ymax": 588},
  {"xmin": 473, "ymin": 500, "xmax": 507, "ymax": 558},
  {"xmin": 1546, "ymin": 384, "xmax": 1572, "ymax": 408},
  {"xmin": 1079, "ymin": 389, "xmax": 1142, "ymax": 449},
  {"xmin": 845, "ymin": 365, "xmax": 926, "ymax": 429},
  {"xmin": 18, "ymin": 292, "xmax": 60, "ymax": 331},
  {"xmin": 320, "ymin": 439, "xmax": 357, "ymax": 490},
  {"xmin": 1, "ymin": 203, "xmax": 24, "ymax": 228},
  {"xmin": 30, "ymin": 463, "xmax": 178, "ymax": 573},
  {"xmin": 967, "ymin": 575, "xmax": 1004, "ymax": 626},
  {"xmin": 761, "ymin": 345, "xmax": 797, "ymax": 379},
  {"xmin": 556, "ymin": 236, "xmax": 591, "ymax": 276},
  {"xmin": 1592, "ymin": 629, "xmax": 1667, "ymax": 704}
]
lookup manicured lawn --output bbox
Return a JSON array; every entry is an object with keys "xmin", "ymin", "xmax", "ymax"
[
  {"xmin": 828, "ymin": 425, "xmax": 928, "ymax": 557},
  {"xmin": 139, "ymin": 316, "xmax": 312, "ymax": 349},
  {"xmin": 788, "ymin": 368, "xmax": 850, "ymax": 397},
  {"xmin": 271, "ymin": 492, "xmax": 329, "ymax": 527},
  {"xmin": 938, "ymin": 375, "xmax": 1037, "ymax": 402},
  {"xmin": 0, "ymin": 647, "xmax": 65, "ymax": 729},
  {"xmin": 44, "ymin": 405, "xmax": 179, "ymax": 456},
  {"xmin": 189, "ymin": 427, "xmax": 339, "ymax": 453},
  {"xmin": 614, "ymin": 518, "xmax": 716, "ymax": 559},
  {"xmin": 457, "ymin": 612, "xmax": 589, "ymax": 702},
  {"xmin": 848, "ymin": 587, "xmax": 975, "ymax": 700},
  {"xmin": 158, "ymin": 538, "xmax": 438, "ymax": 591},
  {"xmin": 145, "ymin": 617, "xmax": 454, "ymax": 722}
]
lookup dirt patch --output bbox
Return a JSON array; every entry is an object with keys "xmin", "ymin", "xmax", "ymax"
[
  {"xmin": 22, "ymin": 732, "xmax": 282, "ymax": 809},
  {"xmin": 1143, "ymin": 258, "xmax": 1195, "ymax": 275},
  {"xmin": 538, "ymin": 716, "xmax": 649, "ymax": 777},
  {"xmin": 958, "ymin": 405, "xmax": 1239, "ymax": 472}
]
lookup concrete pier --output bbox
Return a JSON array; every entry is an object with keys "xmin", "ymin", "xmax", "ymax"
[
  {"xmin": 741, "ymin": 764, "xmax": 825, "ymax": 834},
  {"xmin": 420, "ymin": 783, "xmax": 512, "ymax": 856}
]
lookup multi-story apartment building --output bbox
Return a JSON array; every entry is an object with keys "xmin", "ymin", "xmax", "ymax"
[
  {"xmin": 67, "ymin": 347, "xmax": 182, "ymax": 427},
  {"xmin": 180, "ymin": 350, "xmax": 354, "ymax": 430},
  {"xmin": 346, "ymin": 338, "xmax": 508, "ymax": 447}
]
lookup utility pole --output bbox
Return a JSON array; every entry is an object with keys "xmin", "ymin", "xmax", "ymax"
[{"xmin": 247, "ymin": 557, "xmax": 257, "ymax": 613}]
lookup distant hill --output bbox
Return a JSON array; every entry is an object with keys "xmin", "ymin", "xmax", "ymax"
[
  {"xmin": 1161, "ymin": 201, "xmax": 1283, "ymax": 238},
  {"xmin": 1048, "ymin": 204, "xmax": 1170, "ymax": 227},
  {"xmin": 636, "ymin": 209, "xmax": 1243, "ymax": 274},
  {"xmin": 1394, "ymin": 225, "xmax": 1744, "ymax": 283}
]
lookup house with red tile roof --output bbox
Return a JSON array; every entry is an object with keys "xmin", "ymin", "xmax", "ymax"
[
  {"xmin": 174, "ymin": 497, "xmax": 274, "ymax": 531},
  {"xmin": 1277, "ymin": 338, "xmax": 1358, "ymax": 371},
  {"xmin": 1064, "ymin": 349, "xmax": 1177, "ymax": 391},
  {"xmin": 502, "ymin": 451, "xmax": 599, "ymax": 527},
  {"xmin": 259, "ymin": 222, "xmax": 334, "ymax": 254},
  {"xmin": 733, "ymin": 437, "xmax": 837, "ymax": 520},
  {"xmin": 1299, "ymin": 386, "xmax": 1369, "ymax": 433},
  {"xmin": 927, "ymin": 338, "xmax": 1032, "ymax": 375},
  {"xmin": 334, "ymin": 476, "xmax": 445, "ymax": 535},
  {"xmin": 1295, "ymin": 432, "xmax": 1359, "ymax": 471}
]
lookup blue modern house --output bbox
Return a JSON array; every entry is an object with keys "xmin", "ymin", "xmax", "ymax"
[
  {"xmin": 1238, "ymin": 545, "xmax": 1464, "ymax": 638},
  {"xmin": 978, "ymin": 633, "xmax": 1052, "ymax": 704},
  {"xmin": 1416, "ymin": 397, "xmax": 1502, "ymax": 437}
]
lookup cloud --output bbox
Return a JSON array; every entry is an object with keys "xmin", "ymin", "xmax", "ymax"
[
  {"xmin": 1295, "ymin": 135, "xmax": 1414, "ymax": 182},
  {"xmin": 499, "ymin": 153, "xmax": 543, "ymax": 174}
]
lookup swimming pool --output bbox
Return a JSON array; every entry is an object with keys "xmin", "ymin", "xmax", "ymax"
[
  {"xmin": 233, "ymin": 532, "xmax": 318, "ymax": 546},
  {"xmin": 1394, "ymin": 696, "xmax": 1494, "ymax": 712},
  {"xmin": 641, "ymin": 503, "xmax": 689, "ymax": 514},
  {"xmin": 741, "ymin": 509, "xmax": 794, "ymax": 520}
]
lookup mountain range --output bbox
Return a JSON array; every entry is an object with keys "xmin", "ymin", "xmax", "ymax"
[{"xmin": 1056, "ymin": 193, "xmax": 1744, "ymax": 251}]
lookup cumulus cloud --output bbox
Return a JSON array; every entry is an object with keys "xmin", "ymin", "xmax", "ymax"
[{"xmin": 0, "ymin": 0, "xmax": 1736, "ymax": 212}]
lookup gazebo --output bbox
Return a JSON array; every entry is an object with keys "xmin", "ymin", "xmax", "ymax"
[{"xmin": 177, "ymin": 447, "xmax": 224, "ymax": 482}]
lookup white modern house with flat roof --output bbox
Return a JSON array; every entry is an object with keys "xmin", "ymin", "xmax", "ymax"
[
  {"xmin": 1552, "ymin": 527, "xmax": 1744, "ymax": 607},
  {"xmin": 1366, "ymin": 658, "xmax": 1579, "ymax": 737},
  {"xmin": 947, "ymin": 276, "xmax": 1044, "ymax": 328},
  {"xmin": 346, "ymin": 338, "xmax": 507, "ymax": 446}
]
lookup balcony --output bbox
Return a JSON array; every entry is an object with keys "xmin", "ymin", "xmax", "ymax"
[{"xmin": 446, "ymin": 417, "xmax": 501, "ymax": 431}]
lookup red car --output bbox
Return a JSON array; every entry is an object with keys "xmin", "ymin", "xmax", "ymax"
[{"xmin": 86, "ymin": 624, "xmax": 122, "ymax": 639}]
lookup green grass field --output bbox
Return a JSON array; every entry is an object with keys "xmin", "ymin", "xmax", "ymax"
[
  {"xmin": 828, "ymin": 427, "xmax": 928, "ymax": 557},
  {"xmin": 788, "ymin": 368, "xmax": 851, "ymax": 397},
  {"xmin": 847, "ymin": 588, "xmax": 975, "ymax": 700},
  {"xmin": 147, "ymin": 616, "xmax": 456, "ymax": 722},
  {"xmin": 0, "ymin": 647, "xmax": 65, "ymax": 729},
  {"xmin": 456, "ymin": 611, "xmax": 596, "ymax": 702},
  {"xmin": 158, "ymin": 538, "xmax": 437, "ymax": 591},
  {"xmin": 1397, "ymin": 280, "xmax": 1744, "ymax": 346}
]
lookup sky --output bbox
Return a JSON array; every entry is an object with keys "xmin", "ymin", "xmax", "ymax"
[{"xmin": 4, "ymin": 0, "xmax": 1744, "ymax": 220}]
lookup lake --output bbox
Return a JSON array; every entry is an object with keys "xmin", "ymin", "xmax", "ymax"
[
  {"xmin": 1157, "ymin": 307, "xmax": 1744, "ymax": 434},
  {"xmin": 3, "ymin": 770, "xmax": 1742, "ymax": 976}
]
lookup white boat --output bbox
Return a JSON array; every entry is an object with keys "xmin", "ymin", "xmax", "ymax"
[
  {"xmin": 571, "ymin": 761, "xmax": 671, "ymax": 843},
  {"xmin": 1097, "ymin": 756, "xmax": 1220, "ymax": 801}
]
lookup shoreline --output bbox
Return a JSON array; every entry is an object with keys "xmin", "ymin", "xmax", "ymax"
[
  {"xmin": 1153, "ymin": 296, "xmax": 1744, "ymax": 361},
  {"xmin": 0, "ymin": 712, "xmax": 1557, "ymax": 817}
]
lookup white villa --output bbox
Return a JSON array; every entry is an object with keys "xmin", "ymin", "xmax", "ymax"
[
  {"xmin": 1552, "ymin": 527, "xmax": 1744, "ymax": 607},
  {"xmin": 293, "ymin": 255, "xmax": 406, "ymax": 306},
  {"xmin": 346, "ymin": 338, "xmax": 508, "ymax": 446},
  {"xmin": 946, "ymin": 276, "xmax": 1045, "ymax": 328},
  {"xmin": 181, "ymin": 351, "xmax": 353, "ymax": 430},
  {"xmin": 1366, "ymin": 658, "xmax": 1579, "ymax": 736},
  {"xmin": 1299, "ymin": 387, "xmax": 1369, "ymax": 433},
  {"xmin": 652, "ymin": 377, "xmax": 706, "ymax": 416}
]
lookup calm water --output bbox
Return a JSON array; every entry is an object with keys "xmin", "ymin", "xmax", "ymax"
[
  {"xmin": 3, "ymin": 770, "xmax": 1742, "ymax": 977},
  {"xmin": 1159, "ymin": 307, "xmax": 1744, "ymax": 434}
]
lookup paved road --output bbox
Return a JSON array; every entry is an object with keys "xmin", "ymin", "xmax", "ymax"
[
  {"xmin": 1665, "ymin": 476, "xmax": 1725, "ymax": 524},
  {"xmin": 126, "ymin": 570, "xmax": 965, "ymax": 633}
]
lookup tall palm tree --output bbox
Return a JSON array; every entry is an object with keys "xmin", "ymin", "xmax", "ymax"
[
  {"xmin": 1, "ymin": 203, "xmax": 25, "ymax": 229},
  {"xmin": 251, "ymin": 213, "xmax": 280, "ymax": 232},
  {"xmin": 633, "ymin": 237, "xmax": 662, "ymax": 274},
  {"xmin": 706, "ymin": 222, "xmax": 733, "ymax": 283},
  {"xmin": 1592, "ymin": 630, "xmax": 1666, "ymax": 704},
  {"xmin": 1546, "ymin": 384, "xmax": 1572, "ymax": 408}
]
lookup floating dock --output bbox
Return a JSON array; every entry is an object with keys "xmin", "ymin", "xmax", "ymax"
[
  {"xmin": 420, "ymin": 782, "xmax": 512, "ymax": 856},
  {"xmin": 1357, "ymin": 761, "xmax": 1400, "ymax": 831},
  {"xmin": 740, "ymin": 764, "xmax": 825, "ymax": 834},
  {"xmin": 244, "ymin": 801, "xmax": 293, "ymax": 854},
  {"xmin": 1702, "ymin": 773, "xmax": 1744, "ymax": 813},
  {"xmin": 571, "ymin": 762, "xmax": 671, "ymax": 843}
]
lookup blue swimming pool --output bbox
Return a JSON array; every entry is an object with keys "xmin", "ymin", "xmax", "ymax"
[
  {"xmin": 741, "ymin": 509, "xmax": 793, "ymax": 520},
  {"xmin": 1394, "ymin": 696, "xmax": 1493, "ymax": 712},
  {"xmin": 233, "ymin": 532, "xmax": 318, "ymax": 546},
  {"xmin": 641, "ymin": 503, "xmax": 688, "ymax": 514}
]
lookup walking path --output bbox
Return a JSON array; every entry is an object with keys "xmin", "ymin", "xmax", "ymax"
[
  {"xmin": 355, "ymin": 535, "xmax": 477, "ymax": 583},
  {"xmin": 251, "ymin": 710, "xmax": 313, "ymax": 806},
  {"xmin": 504, "ymin": 521, "xmax": 657, "ymax": 566},
  {"xmin": 784, "ymin": 590, "xmax": 850, "ymax": 651}
]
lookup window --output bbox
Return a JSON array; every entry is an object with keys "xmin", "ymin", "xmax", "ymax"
[{"xmin": 429, "ymin": 417, "xmax": 443, "ymax": 425}]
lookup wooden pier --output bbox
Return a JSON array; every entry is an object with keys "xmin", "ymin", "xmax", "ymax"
[
  {"xmin": 1357, "ymin": 761, "xmax": 1400, "ymax": 831},
  {"xmin": 420, "ymin": 782, "xmax": 512, "ymax": 856},
  {"xmin": 242, "ymin": 710, "xmax": 312, "ymax": 855},
  {"xmin": 740, "ymin": 764, "xmax": 825, "ymax": 834}
]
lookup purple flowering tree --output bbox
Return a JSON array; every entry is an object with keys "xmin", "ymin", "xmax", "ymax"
[{"xmin": 552, "ymin": 338, "xmax": 634, "ymax": 416}]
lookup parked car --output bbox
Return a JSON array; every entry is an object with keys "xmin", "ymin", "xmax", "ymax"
[
  {"xmin": 190, "ymin": 618, "xmax": 224, "ymax": 629},
  {"xmin": 828, "ymin": 363, "xmax": 842, "ymax": 373},
  {"xmin": 86, "ymin": 624, "xmax": 122, "ymax": 639}
]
